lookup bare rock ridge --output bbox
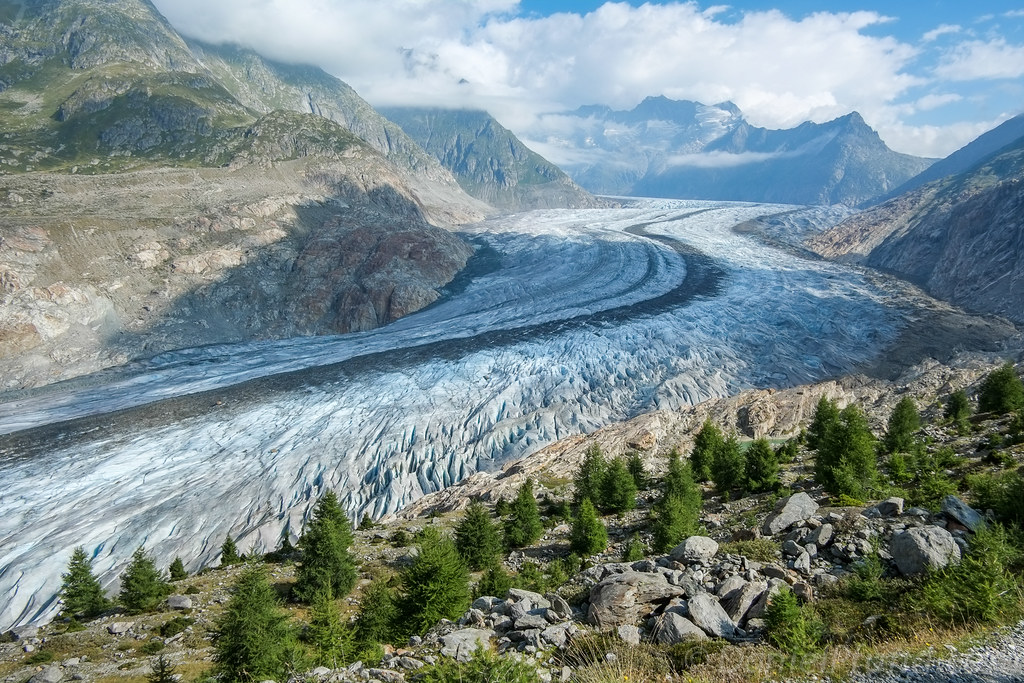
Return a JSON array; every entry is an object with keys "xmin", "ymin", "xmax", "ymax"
[
  {"xmin": 379, "ymin": 107, "xmax": 603, "ymax": 211},
  {"xmin": 0, "ymin": 0, "xmax": 495, "ymax": 389},
  {"xmin": 809, "ymin": 126, "xmax": 1024, "ymax": 325}
]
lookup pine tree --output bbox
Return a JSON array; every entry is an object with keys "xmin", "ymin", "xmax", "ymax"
[
  {"xmin": 213, "ymin": 563, "xmax": 293, "ymax": 682},
  {"xmin": 147, "ymin": 654, "xmax": 177, "ymax": 683},
  {"xmin": 945, "ymin": 389, "xmax": 971, "ymax": 432},
  {"xmin": 454, "ymin": 501, "xmax": 504, "ymax": 571},
  {"xmin": 168, "ymin": 557, "xmax": 187, "ymax": 582},
  {"xmin": 745, "ymin": 438, "xmax": 780, "ymax": 494},
  {"xmin": 816, "ymin": 404, "xmax": 878, "ymax": 501},
  {"xmin": 59, "ymin": 546, "xmax": 109, "ymax": 619},
  {"xmin": 220, "ymin": 536, "xmax": 241, "ymax": 567},
  {"xmin": 884, "ymin": 396, "xmax": 920, "ymax": 454},
  {"xmin": 475, "ymin": 561, "xmax": 514, "ymax": 599},
  {"xmin": 397, "ymin": 528, "xmax": 471, "ymax": 637},
  {"xmin": 504, "ymin": 479, "xmax": 543, "ymax": 548},
  {"xmin": 355, "ymin": 577, "xmax": 399, "ymax": 646},
  {"xmin": 573, "ymin": 444, "xmax": 607, "ymax": 506},
  {"xmin": 651, "ymin": 451, "xmax": 702, "ymax": 552},
  {"xmin": 570, "ymin": 498, "xmax": 608, "ymax": 555},
  {"xmin": 690, "ymin": 420, "xmax": 723, "ymax": 482},
  {"xmin": 598, "ymin": 456, "xmax": 637, "ymax": 513},
  {"xmin": 807, "ymin": 396, "xmax": 840, "ymax": 451},
  {"xmin": 359, "ymin": 514, "xmax": 375, "ymax": 530},
  {"xmin": 294, "ymin": 491, "xmax": 358, "ymax": 603},
  {"xmin": 119, "ymin": 546, "xmax": 169, "ymax": 614},
  {"xmin": 626, "ymin": 451, "xmax": 647, "ymax": 490},
  {"xmin": 978, "ymin": 362, "xmax": 1024, "ymax": 414},
  {"xmin": 306, "ymin": 589, "xmax": 355, "ymax": 669},
  {"xmin": 711, "ymin": 433, "xmax": 746, "ymax": 497}
]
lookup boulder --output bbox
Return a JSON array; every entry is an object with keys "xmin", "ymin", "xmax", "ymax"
[
  {"xmin": 761, "ymin": 493, "xmax": 818, "ymax": 536},
  {"xmin": 652, "ymin": 612, "xmax": 708, "ymax": 644},
  {"xmin": 686, "ymin": 593, "xmax": 738, "ymax": 639},
  {"xmin": 508, "ymin": 588, "xmax": 550, "ymax": 609},
  {"xmin": 806, "ymin": 523, "xmax": 834, "ymax": 547},
  {"xmin": 514, "ymin": 612, "xmax": 550, "ymax": 631},
  {"xmin": 587, "ymin": 571, "xmax": 684, "ymax": 628},
  {"xmin": 941, "ymin": 496, "xmax": 986, "ymax": 532},
  {"xmin": 541, "ymin": 622, "xmax": 574, "ymax": 648},
  {"xmin": 863, "ymin": 497, "xmax": 904, "ymax": 518},
  {"xmin": 439, "ymin": 628, "xmax": 495, "ymax": 662},
  {"xmin": 28, "ymin": 667, "xmax": 63, "ymax": 683},
  {"xmin": 715, "ymin": 574, "xmax": 747, "ymax": 600},
  {"xmin": 472, "ymin": 596, "xmax": 500, "ymax": 611},
  {"xmin": 720, "ymin": 580, "xmax": 767, "ymax": 625},
  {"xmin": 546, "ymin": 593, "xmax": 573, "ymax": 620},
  {"xmin": 107, "ymin": 622, "xmax": 134, "ymax": 635},
  {"xmin": 616, "ymin": 624, "xmax": 642, "ymax": 645},
  {"xmin": 890, "ymin": 526, "xmax": 961, "ymax": 576},
  {"xmin": 669, "ymin": 536, "xmax": 719, "ymax": 564},
  {"xmin": 167, "ymin": 595, "xmax": 193, "ymax": 610}
]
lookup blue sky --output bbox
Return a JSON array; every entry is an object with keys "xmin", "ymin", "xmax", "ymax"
[{"xmin": 153, "ymin": 1, "xmax": 1024, "ymax": 157}]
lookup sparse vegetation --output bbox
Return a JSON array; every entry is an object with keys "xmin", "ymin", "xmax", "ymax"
[{"xmin": 978, "ymin": 362, "xmax": 1024, "ymax": 414}]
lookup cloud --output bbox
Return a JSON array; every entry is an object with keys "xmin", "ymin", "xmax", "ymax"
[
  {"xmin": 666, "ymin": 150, "xmax": 788, "ymax": 168},
  {"xmin": 922, "ymin": 24, "xmax": 960, "ymax": 42},
  {"xmin": 914, "ymin": 93, "xmax": 963, "ymax": 111},
  {"xmin": 935, "ymin": 38, "xmax": 1024, "ymax": 80}
]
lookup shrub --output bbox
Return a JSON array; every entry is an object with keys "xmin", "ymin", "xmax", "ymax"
[
  {"xmin": 622, "ymin": 536, "xmax": 647, "ymax": 562},
  {"xmin": 885, "ymin": 396, "xmax": 920, "ymax": 454},
  {"xmin": 504, "ymin": 479, "xmax": 543, "ymax": 548},
  {"xmin": 573, "ymin": 444, "xmax": 607, "ymax": 506},
  {"xmin": 390, "ymin": 530, "xmax": 410, "ymax": 547},
  {"xmin": 690, "ymin": 420, "xmax": 723, "ymax": 482},
  {"xmin": 60, "ymin": 546, "xmax": 110, "ymax": 619},
  {"xmin": 213, "ymin": 563, "xmax": 294, "ymax": 682},
  {"xmin": 764, "ymin": 587, "xmax": 820, "ymax": 658},
  {"xmin": 168, "ymin": 557, "xmax": 187, "ymax": 582},
  {"xmin": 775, "ymin": 438, "xmax": 799, "ymax": 464},
  {"xmin": 159, "ymin": 616, "xmax": 193, "ymax": 638},
  {"xmin": 626, "ymin": 451, "xmax": 648, "ymax": 490},
  {"xmin": 651, "ymin": 452, "xmax": 701, "ymax": 552},
  {"xmin": 294, "ymin": 491, "xmax": 358, "ymax": 603},
  {"xmin": 570, "ymin": 498, "xmax": 608, "ymax": 556},
  {"xmin": 455, "ymin": 501, "xmax": 504, "ymax": 571},
  {"xmin": 140, "ymin": 639, "xmax": 165, "ymax": 655},
  {"xmin": 815, "ymin": 404, "xmax": 879, "ymax": 501},
  {"xmin": 515, "ymin": 561, "xmax": 547, "ymax": 593},
  {"xmin": 744, "ymin": 438, "xmax": 781, "ymax": 493},
  {"xmin": 978, "ymin": 362, "xmax": 1024, "ymax": 414},
  {"xmin": 119, "ymin": 547, "xmax": 169, "ymax": 614},
  {"xmin": 718, "ymin": 538, "xmax": 779, "ymax": 563},
  {"xmin": 418, "ymin": 645, "xmax": 540, "ymax": 683},
  {"xmin": 968, "ymin": 470, "xmax": 1024, "ymax": 527},
  {"xmin": 711, "ymin": 433, "xmax": 745, "ymax": 496},
  {"xmin": 220, "ymin": 536, "xmax": 241, "ymax": 567},
  {"xmin": 358, "ymin": 514, "xmax": 375, "ymax": 530},
  {"xmin": 598, "ymin": 457, "xmax": 637, "ymax": 513},
  {"xmin": 305, "ymin": 589, "xmax": 355, "ymax": 668},
  {"xmin": 397, "ymin": 527, "xmax": 471, "ymax": 637},
  {"xmin": 945, "ymin": 389, "xmax": 971, "ymax": 431},
  {"xmin": 355, "ymin": 577, "xmax": 399, "ymax": 647},
  {"xmin": 475, "ymin": 562, "xmax": 514, "ymax": 599},
  {"xmin": 25, "ymin": 650, "xmax": 54, "ymax": 665},
  {"xmin": 845, "ymin": 554, "xmax": 886, "ymax": 602},
  {"xmin": 666, "ymin": 640, "xmax": 727, "ymax": 673}
]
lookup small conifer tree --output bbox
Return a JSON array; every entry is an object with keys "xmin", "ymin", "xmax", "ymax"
[
  {"xmin": 397, "ymin": 528, "xmax": 471, "ymax": 637},
  {"xmin": 168, "ymin": 557, "xmax": 187, "ymax": 582},
  {"xmin": 294, "ymin": 491, "xmax": 358, "ymax": 603},
  {"xmin": 306, "ymin": 589, "xmax": 355, "ymax": 668},
  {"xmin": 945, "ymin": 389, "xmax": 971, "ymax": 432},
  {"xmin": 119, "ymin": 546, "xmax": 169, "ymax": 614},
  {"xmin": 220, "ymin": 536, "xmax": 241, "ymax": 567},
  {"xmin": 354, "ymin": 577, "xmax": 398, "ymax": 646},
  {"xmin": 651, "ymin": 451, "xmax": 702, "ymax": 552},
  {"xmin": 978, "ymin": 362, "xmax": 1024, "ymax": 414},
  {"xmin": 690, "ymin": 420, "xmax": 723, "ymax": 482},
  {"xmin": 455, "ymin": 501, "xmax": 504, "ymax": 570},
  {"xmin": 147, "ymin": 654, "xmax": 177, "ymax": 683},
  {"xmin": 570, "ymin": 498, "xmax": 608, "ymax": 555},
  {"xmin": 60, "ymin": 546, "xmax": 109, "ymax": 619},
  {"xmin": 807, "ymin": 396, "xmax": 840, "ymax": 451},
  {"xmin": 475, "ymin": 561, "xmax": 514, "ymax": 599},
  {"xmin": 573, "ymin": 444, "xmax": 607, "ymax": 506},
  {"xmin": 816, "ymin": 404, "xmax": 878, "ymax": 501},
  {"xmin": 626, "ymin": 451, "xmax": 647, "ymax": 490},
  {"xmin": 598, "ymin": 456, "xmax": 637, "ymax": 513},
  {"xmin": 884, "ymin": 396, "xmax": 920, "ymax": 454},
  {"xmin": 359, "ymin": 513, "xmax": 375, "ymax": 530},
  {"xmin": 213, "ymin": 563, "xmax": 293, "ymax": 682},
  {"xmin": 711, "ymin": 433, "xmax": 746, "ymax": 496},
  {"xmin": 504, "ymin": 479, "xmax": 543, "ymax": 548},
  {"xmin": 745, "ymin": 438, "xmax": 781, "ymax": 493}
]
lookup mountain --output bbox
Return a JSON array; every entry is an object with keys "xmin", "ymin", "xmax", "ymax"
[
  {"xmin": 809, "ymin": 124, "xmax": 1024, "ymax": 324},
  {"xmin": 379, "ymin": 107, "xmax": 602, "ymax": 211},
  {"xmin": 0, "ymin": 0, "xmax": 486, "ymax": 389},
  {"xmin": 537, "ymin": 96, "xmax": 933, "ymax": 206}
]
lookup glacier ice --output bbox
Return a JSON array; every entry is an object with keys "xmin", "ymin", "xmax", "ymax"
[{"xmin": 0, "ymin": 199, "xmax": 910, "ymax": 628}]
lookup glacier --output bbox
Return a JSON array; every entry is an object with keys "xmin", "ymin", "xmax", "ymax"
[{"xmin": 0, "ymin": 199, "xmax": 911, "ymax": 629}]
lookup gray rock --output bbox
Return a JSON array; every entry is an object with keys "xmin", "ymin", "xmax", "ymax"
[
  {"xmin": 540, "ymin": 622, "xmax": 574, "ymax": 648},
  {"xmin": 686, "ymin": 593, "xmax": 738, "ymax": 639},
  {"xmin": 716, "ymin": 574, "xmax": 747, "ymax": 600},
  {"xmin": 669, "ymin": 536, "xmax": 719, "ymax": 564},
  {"xmin": 793, "ymin": 551, "xmax": 812, "ymax": 575},
  {"xmin": 395, "ymin": 657, "xmax": 425, "ymax": 670},
  {"xmin": 746, "ymin": 580, "xmax": 785, "ymax": 621},
  {"xmin": 167, "ymin": 594, "xmax": 192, "ymax": 610},
  {"xmin": 720, "ymin": 580, "xmax": 767, "ymax": 625},
  {"xmin": 761, "ymin": 565, "xmax": 793, "ymax": 583},
  {"xmin": 587, "ymin": 571, "xmax": 684, "ymax": 628},
  {"xmin": 509, "ymin": 601, "xmax": 532, "ymax": 620},
  {"xmin": 864, "ymin": 497, "xmax": 904, "ymax": 518},
  {"xmin": 107, "ymin": 621, "xmax": 134, "ymax": 635},
  {"xmin": 942, "ymin": 495, "xmax": 986, "ymax": 532},
  {"xmin": 508, "ymin": 588, "xmax": 550, "ymax": 609},
  {"xmin": 311, "ymin": 667, "xmax": 332, "ymax": 677},
  {"xmin": 472, "ymin": 596, "xmax": 500, "ymax": 611},
  {"xmin": 761, "ymin": 493, "xmax": 818, "ymax": 536},
  {"xmin": 439, "ymin": 628, "xmax": 495, "ymax": 662},
  {"xmin": 616, "ymin": 624, "xmax": 642, "ymax": 645},
  {"xmin": 890, "ymin": 526, "xmax": 962, "ymax": 576},
  {"xmin": 28, "ymin": 667, "xmax": 64, "ymax": 683},
  {"xmin": 366, "ymin": 669, "xmax": 405, "ymax": 683},
  {"xmin": 10, "ymin": 625, "xmax": 39, "ymax": 641},
  {"xmin": 806, "ymin": 523, "xmax": 834, "ymax": 547},
  {"xmin": 514, "ymin": 613, "xmax": 550, "ymax": 631},
  {"xmin": 460, "ymin": 608, "xmax": 486, "ymax": 627},
  {"xmin": 792, "ymin": 582, "xmax": 815, "ymax": 603},
  {"xmin": 782, "ymin": 540, "xmax": 803, "ymax": 556},
  {"xmin": 23, "ymin": 643, "xmax": 35, "ymax": 653},
  {"xmin": 545, "ymin": 594, "xmax": 573, "ymax": 620},
  {"xmin": 653, "ymin": 612, "xmax": 708, "ymax": 644}
]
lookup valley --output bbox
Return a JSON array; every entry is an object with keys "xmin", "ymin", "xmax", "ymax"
[{"xmin": 0, "ymin": 199, "xmax": 1013, "ymax": 631}]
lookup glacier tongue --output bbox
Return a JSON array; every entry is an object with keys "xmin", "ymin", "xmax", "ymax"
[{"xmin": 0, "ymin": 200, "xmax": 903, "ymax": 629}]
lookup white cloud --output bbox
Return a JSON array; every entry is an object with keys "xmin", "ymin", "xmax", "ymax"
[
  {"xmin": 869, "ymin": 116, "xmax": 1012, "ymax": 159},
  {"xmin": 935, "ymin": 38, "xmax": 1024, "ymax": 80},
  {"xmin": 666, "ymin": 150, "xmax": 787, "ymax": 168},
  {"xmin": 922, "ymin": 24, "xmax": 961, "ymax": 42},
  {"xmin": 915, "ymin": 93, "xmax": 963, "ymax": 111}
]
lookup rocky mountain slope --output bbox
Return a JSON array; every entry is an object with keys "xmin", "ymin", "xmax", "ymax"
[
  {"xmin": 380, "ymin": 107, "xmax": 602, "ymax": 211},
  {"xmin": 808, "ymin": 126, "xmax": 1024, "ymax": 325},
  {"xmin": 533, "ymin": 96, "xmax": 933, "ymax": 205},
  {"xmin": 0, "ymin": 0, "xmax": 491, "ymax": 388}
]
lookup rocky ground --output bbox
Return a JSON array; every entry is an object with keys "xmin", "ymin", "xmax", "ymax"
[{"xmin": 1, "ymin": 355, "xmax": 1022, "ymax": 683}]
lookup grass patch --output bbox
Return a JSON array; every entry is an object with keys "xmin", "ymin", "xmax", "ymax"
[{"xmin": 719, "ymin": 538, "xmax": 780, "ymax": 562}]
